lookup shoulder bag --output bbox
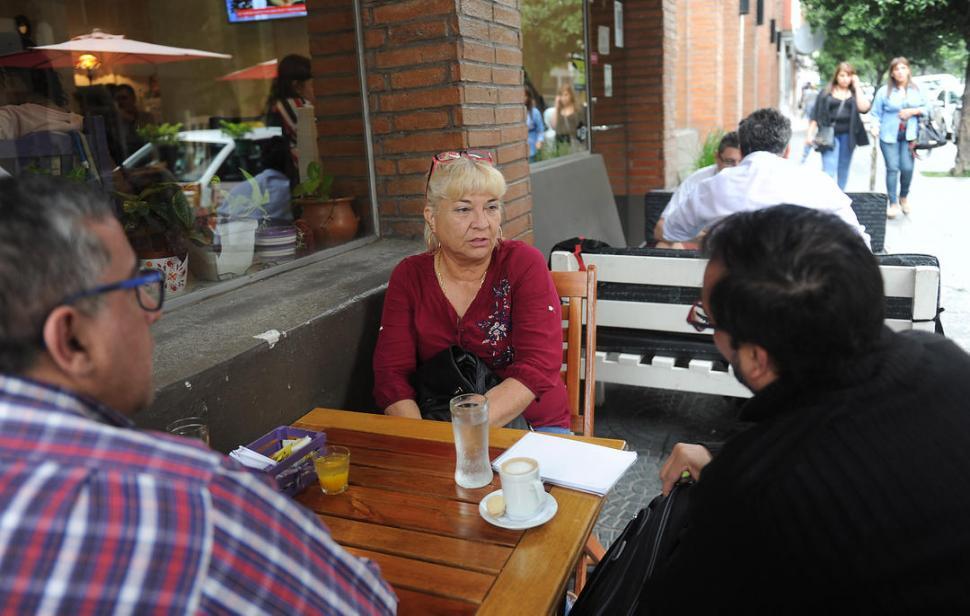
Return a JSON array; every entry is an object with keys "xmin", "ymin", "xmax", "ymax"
[
  {"xmin": 415, "ymin": 346, "xmax": 502, "ymax": 421},
  {"xmin": 915, "ymin": 114, "xmax": 947, "ymax": 150},
  {"xmin": 813, "ymin": 97, "xmax": 844, "ymax": 151}
]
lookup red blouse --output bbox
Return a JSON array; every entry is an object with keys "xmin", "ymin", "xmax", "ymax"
[{"xmin": 373, "ymin": 240, "xmax": 569, "ymax": 429}]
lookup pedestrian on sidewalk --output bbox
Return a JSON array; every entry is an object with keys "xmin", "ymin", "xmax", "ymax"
[
  {"xmin": 807, "ymin": 63, "xmax": 871, "ymax": 189},
  {"xmin": 871, "ymin": 57, "xmax": 929, "ymax": 218},
  {"xmin": 799, "ymin": 82, "xmax": 819, "ymax": 164}
]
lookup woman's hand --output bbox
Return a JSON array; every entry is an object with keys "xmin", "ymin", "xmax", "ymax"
[{"xmin": 898, "ymin": 108, "xmax": 919, "ymax": 120}]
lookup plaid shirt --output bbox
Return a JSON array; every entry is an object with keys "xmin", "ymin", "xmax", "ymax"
[{"xmin": 0, "ymin": 374, "xmax": 396, "ymax": 615}]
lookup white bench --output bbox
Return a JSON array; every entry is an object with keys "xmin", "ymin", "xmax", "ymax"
[{"xmin": 551, "ymin": 249, "xmax": 943, "ymax": 399}]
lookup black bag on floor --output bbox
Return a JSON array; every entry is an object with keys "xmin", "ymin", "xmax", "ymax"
[{"xmin": 569, "ymin": 481, "xmax": 692, "ymax": 616}]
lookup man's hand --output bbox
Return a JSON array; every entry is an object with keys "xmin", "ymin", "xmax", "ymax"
[{"xmin": 659, "ymin": 443, "xmax": 712, "ymax": 495}]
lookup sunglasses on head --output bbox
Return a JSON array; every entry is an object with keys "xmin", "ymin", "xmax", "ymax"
[{"xmin": 426, "ymin": 150, "xmax": 495, "ymax": 185}]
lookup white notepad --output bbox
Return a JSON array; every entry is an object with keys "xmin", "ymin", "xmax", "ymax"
[{"xmin": 491, "ymin": 432, "xmax": 637, "ymax": 496}]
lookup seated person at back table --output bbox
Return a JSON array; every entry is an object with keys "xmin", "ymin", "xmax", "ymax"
[
  {"xmin": 373, "ymin": 151, "xmax": 571, "ymax": 432},
  {"xmin": 653, "ymin": 131, "xmax": 741, "ymax": 248},
  {"xmin": 0, "ymin": 175, "xmax": 396, "ymax": 614},
  {"xmin": 663, "ymin": 107, "xmax": 870, "ymax": 249}
]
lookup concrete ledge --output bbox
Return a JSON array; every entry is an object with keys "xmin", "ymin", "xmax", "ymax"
[{"xmin": 136, "ymin": 238, "xmax": 423, "ymax": 451}]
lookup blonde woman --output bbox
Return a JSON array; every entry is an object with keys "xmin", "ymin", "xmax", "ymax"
[{"xmin": 373, "ymin": 151, "xmax": 571, "ymax": 432}]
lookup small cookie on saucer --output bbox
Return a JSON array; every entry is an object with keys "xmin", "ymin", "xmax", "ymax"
[{"xmin": 485, "ymin": 494, "xmax": 505, "ymax": 517}]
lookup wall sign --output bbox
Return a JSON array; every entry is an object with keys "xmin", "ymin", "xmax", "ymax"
[{"xmin": 614, "ymin": 2, "xmax": 624, "ymax": 48}]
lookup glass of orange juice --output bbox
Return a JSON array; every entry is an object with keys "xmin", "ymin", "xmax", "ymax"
[{"xmin": 313, "ymin": 446, "xmax": 350, "ymax": 495}]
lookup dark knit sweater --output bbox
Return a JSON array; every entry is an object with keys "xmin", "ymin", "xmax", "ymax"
[{"xmin": 646, "ymin": 329, "xmax": 970, "ymax": 613}]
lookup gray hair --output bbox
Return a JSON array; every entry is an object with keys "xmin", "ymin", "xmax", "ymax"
[
  {"xmin": 0, "ymin": 175, "xmax": 114, "ymax": 373},
  {"xmin": 738, "ymin": 108, "xmax": 791, "ymax": 156}
]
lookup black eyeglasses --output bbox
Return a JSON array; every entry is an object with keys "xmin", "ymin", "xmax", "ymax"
[
  {"xmin": 62, "ymin": 269, "xmax": 165, "ymax": 312},
  {"xmin": 686, "ymin": 300, "xmax": 716, "ymax": 332}
]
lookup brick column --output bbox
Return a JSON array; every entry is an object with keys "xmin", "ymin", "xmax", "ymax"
[{"xmin": 360, "ymin": 0, "xmax": 533, "ymax": 243}]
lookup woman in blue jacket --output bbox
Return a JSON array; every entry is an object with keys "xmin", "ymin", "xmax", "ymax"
[
  {"xmin": 525, "ymin": 88, "xmax": 545, "ymax": 162},
  {"xmin": 870, "ymin": 57, "xmax": 929, "ymax": 218}
]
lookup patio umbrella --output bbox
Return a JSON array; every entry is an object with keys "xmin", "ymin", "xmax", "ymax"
[
  {"xmin": 218, "ymin": 59, "xmax": 277, "ymax": 82},
  {"xmin": 0, "ymin": 29, "xmax": 231, "ymax": 69}
]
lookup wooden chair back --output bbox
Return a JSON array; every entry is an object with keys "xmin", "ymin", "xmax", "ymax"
[{"xmin": 550, "ymin": 265, "xmax": 598, "ymax": 437}]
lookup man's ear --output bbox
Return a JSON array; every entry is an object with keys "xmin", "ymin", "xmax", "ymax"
[
  {"xmin": 739, "ymin": 342, "xmax": 779, "ymax": 390},
  {"xmin": 783, "ymin": 144, "xmax": 792, "ymax": 159},
  {"xmin": 41, "ymin": 306, "xmax": 96, "ymax": 378}
]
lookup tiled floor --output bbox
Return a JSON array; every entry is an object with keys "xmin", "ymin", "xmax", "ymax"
[{"xmin": 590, "ymin": 384, "xmax": 743, "ymax": 546}]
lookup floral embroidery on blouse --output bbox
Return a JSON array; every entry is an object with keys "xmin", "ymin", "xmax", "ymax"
[{"xmin": 478, "ymin": 278, "xmax": 515, "ymax": 367}]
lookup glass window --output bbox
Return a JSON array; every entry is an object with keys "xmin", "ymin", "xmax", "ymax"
[
  {"xmin": 521, "ymin": 0, "xmax": 590, "ymax": 163},
  {"xmin": 0, "ymin": 1, "xmax": 372, "ymax": 299}
]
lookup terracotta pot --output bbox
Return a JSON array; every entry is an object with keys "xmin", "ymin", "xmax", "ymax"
[{"xmin": 296, "ymin": 197, "xmax": 359, "ymax": 248}]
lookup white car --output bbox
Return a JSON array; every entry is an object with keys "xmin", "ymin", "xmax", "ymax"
[
  {"xmin": 930, "ymin": 85, "xmax": 964, "ymax": 140},
  {"xmin": 120, "ymin": 127, "xmax": 284, "ymax": 209}
]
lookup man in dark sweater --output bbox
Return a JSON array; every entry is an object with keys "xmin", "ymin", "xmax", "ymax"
[{"xmin": 647, "ymin": 205, "xmax": 970, "ymax": 613}]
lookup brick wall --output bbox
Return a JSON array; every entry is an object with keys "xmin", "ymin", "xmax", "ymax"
[
  {"xmin": 305, "ymin": 0, "xmax": 376, "ymax": 234},
  {"xmin": 356, "ymin": 0, "xmax": 533, "ymax": 243}
]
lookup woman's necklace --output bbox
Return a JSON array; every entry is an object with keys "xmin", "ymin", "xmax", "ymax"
[{"xmin": 435, "ymin": 252, "xmax": 487, "ymax": 294}]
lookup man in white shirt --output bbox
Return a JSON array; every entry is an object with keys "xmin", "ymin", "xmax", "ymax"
[
  {"xmin": 654, "ymin": 131, "xmax": 741, "ymax": 246},
  {"xmin": 663, "ymin": 108, "xmax": 870, "ymax": 249}
]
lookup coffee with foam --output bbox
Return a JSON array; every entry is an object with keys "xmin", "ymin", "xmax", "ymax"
[{"xmin": 502, "ymin": 458, "xmax": 536, "ymax": 475}]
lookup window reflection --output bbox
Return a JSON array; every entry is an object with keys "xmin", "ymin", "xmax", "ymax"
[{"xmin": 521, "ymin": 0, "xmax": 590, "ymax": 162}]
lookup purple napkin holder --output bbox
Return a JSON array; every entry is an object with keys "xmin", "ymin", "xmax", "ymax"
[{"xmin": 245, "ymin": 426, "xmax": 326, "ymax": 496}]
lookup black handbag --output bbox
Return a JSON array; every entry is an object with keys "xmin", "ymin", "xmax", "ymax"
[
  {"xmin": 813, "ymin": 125, "xmax": 835, "ymax": 151},
  {"xmin": 415, "ymin": 346, "xmax": 501, "ymax": 421},
  {"xmin": 915, "ymin": 115, "xmax": 947, "ymax": 150},
  {"xmin": 570, "ymin": 481, "xmax": 693, "ymax": 616}
]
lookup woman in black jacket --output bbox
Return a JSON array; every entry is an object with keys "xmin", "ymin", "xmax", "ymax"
[{"xmin": 808, "ymin": 62, "xmax": 871, "ymax": 190}]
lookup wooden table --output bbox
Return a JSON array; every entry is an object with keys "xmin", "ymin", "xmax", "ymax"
[{"xmin": 293, "ymin": 408, "xmax": 626, "ymax": 615}]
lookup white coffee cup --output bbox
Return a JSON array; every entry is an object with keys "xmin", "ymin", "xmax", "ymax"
[{"xmin": 499, "ymin": 457, "xmax": 546, "ymax": 520}]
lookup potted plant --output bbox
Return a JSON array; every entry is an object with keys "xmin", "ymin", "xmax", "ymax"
[
  {"xmin": 188, "ymin": 170, "xmax": 268, "ymax": 281},
  {"xmin": 292, "ymin": 160, "xmax": 359, "ymax": 249},
  {"xmin": 136, "ymin": 122, "xmax": 183, "ymax": 170},
  {"xmin": 117, "ymin": 170, "xmax": 198, "ymax": 296}
]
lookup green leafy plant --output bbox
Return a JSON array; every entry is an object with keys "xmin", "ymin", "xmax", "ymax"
[
  {"xmin": 117, "ymin": 181, "xmax": 200, "ymax": 252},
  {"xmin": 24, "ymin": 161, "xmax": 89, "ymax": 182},
  {"xmin": 534, "ymin": 139, "xmax": 572, "ymax": 162},
  {"xmin": 218, "ymin": 120, "xmax": 259, "ymax": 141},
  {"xmin": 694, "ymin": 129, "xmax": 725, "ymax": 172},
  {"xmin": 212, "ymin": 170, "xmax": 270, "ymax": 223},
  {"xmin": 136, "ymin": 122, "xmax": 183, "ymax": 147},
  {"xmin": 292, "ymin": 161, "xmax": 334, "ymax": 201}
]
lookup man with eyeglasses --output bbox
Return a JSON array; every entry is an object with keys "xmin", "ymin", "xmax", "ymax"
[
  {"xmin": 0, "ymin": 176, "xmax": 396, "ymax": 613},
  {"xmin": 647, "ymin": 205, "xmax": 970, "ymax": 612}
]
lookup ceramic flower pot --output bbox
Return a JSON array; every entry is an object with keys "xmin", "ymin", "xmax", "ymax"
[
  {"xmin": 138, "ymin": 251, "xmax": 189, "ymax": 297},
  {"xmin": 296, "ymin": 196, "xmax": 359, "ymax": 249}
]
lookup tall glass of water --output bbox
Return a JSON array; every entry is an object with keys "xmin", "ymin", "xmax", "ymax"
[{"xmin": 450, "ymin": 393, "xmax": 493, "ymax": 489}]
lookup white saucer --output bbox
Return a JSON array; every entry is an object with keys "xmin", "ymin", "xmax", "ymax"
[{"xmin": 479, "ymin": 489, "xmax": 558, "ymax": 530}]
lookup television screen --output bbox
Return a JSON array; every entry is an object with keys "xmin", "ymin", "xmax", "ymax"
[{"xmin": 226, "ymin": 1, "xmax": 307, "ymax": 23}]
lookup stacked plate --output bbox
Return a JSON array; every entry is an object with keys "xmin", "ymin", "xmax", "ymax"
[{"xmin": 254, "ymin": 225, "xmax": 298, "ymax": 265}]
